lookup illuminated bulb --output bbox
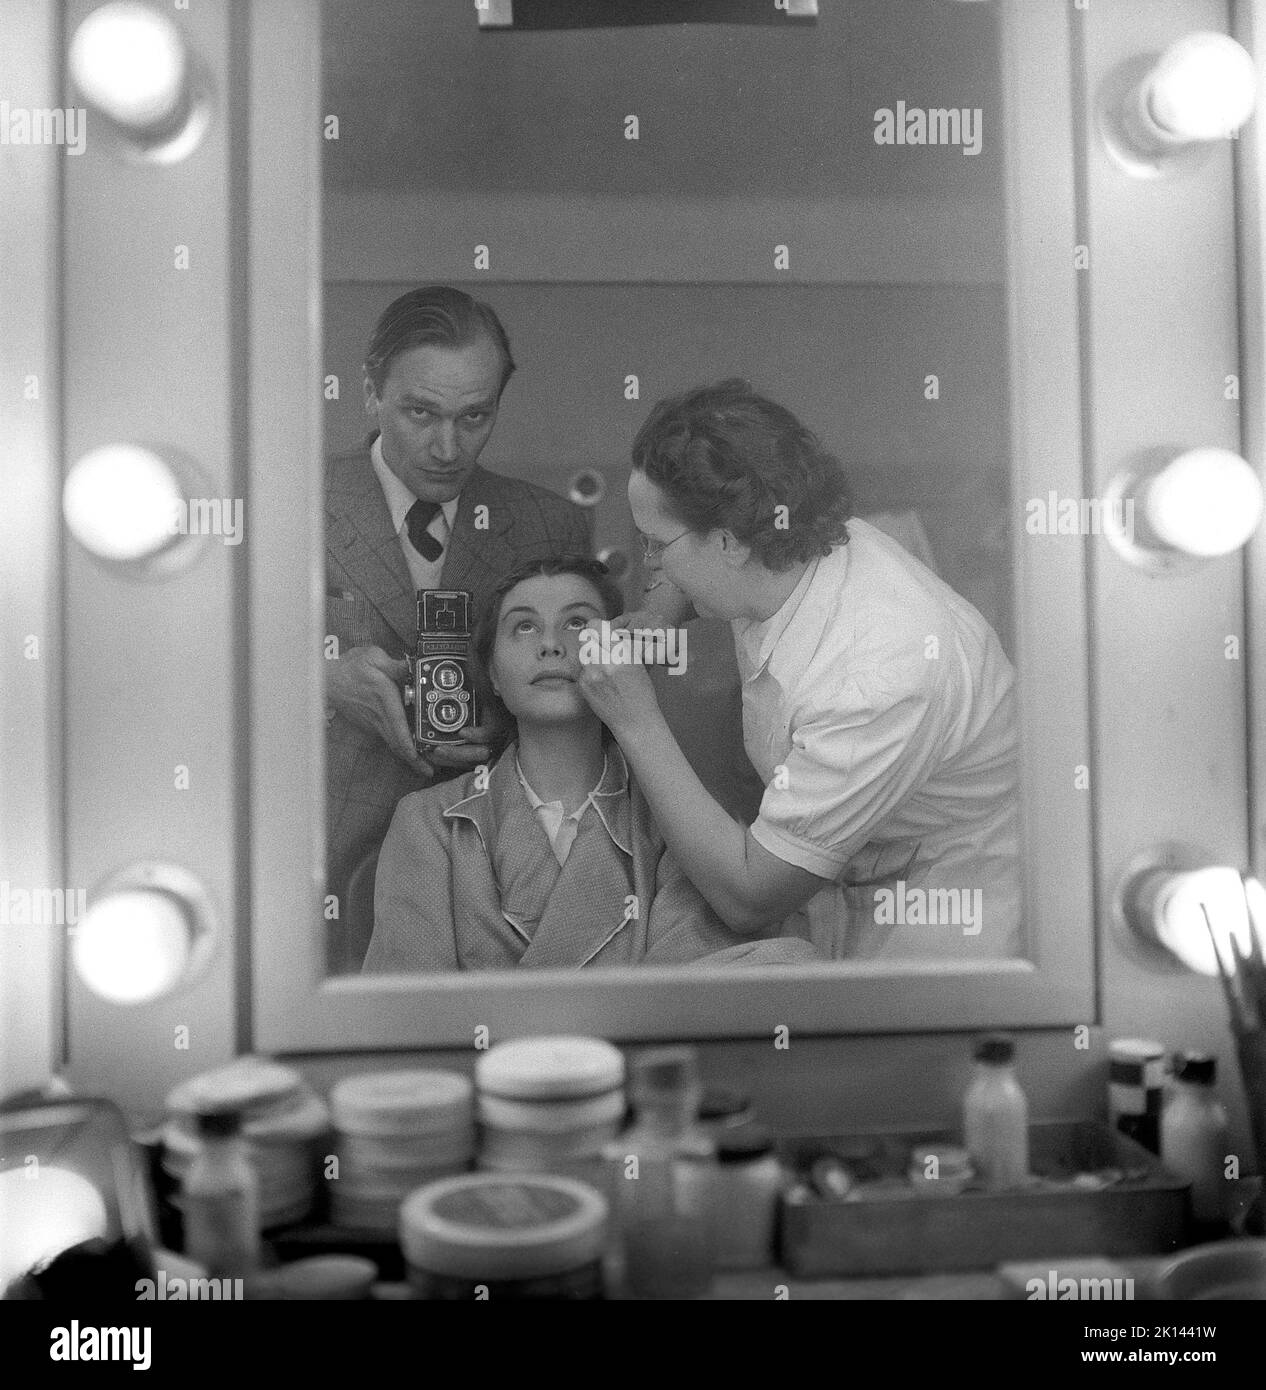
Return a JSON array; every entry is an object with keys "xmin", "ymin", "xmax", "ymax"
[
  {"xmin": 1143, "ymin": 448, "xmax": 1263, "ymax": 557},
  {"xmin": 68, "ymin": 2, "xmax": 188, "ymax": 132},
  {"xmin": 0, "ymin": 1167, "xmax": 108, "ymax": 1292},
  {"xmin": 63, "ymin": 444, "xmax": 183, "ymax": 564},
  {"xmin": 1148, "ymin": 33, "xmax": 1257, "ymax": 143},
  {"xmin": 1153, "ymin": 865, "xmax": 1253, "ymax": 976},
  {"xmin": 73, "ymin": 888, "xmax": 195, "ymax": 1004}
]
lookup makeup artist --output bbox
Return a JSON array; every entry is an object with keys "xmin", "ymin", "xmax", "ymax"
[{"xmin": 580, "ymin": 379, "xmax": 1022, "ymax": 959}]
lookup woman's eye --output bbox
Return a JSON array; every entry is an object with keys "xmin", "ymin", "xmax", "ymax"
[
  {"xmin": 514, "ymin": 620, "xmax": 536, "ymax": 634},
  {"xmin": 565, "ymin": 615, "xmax": 589, "ymax": 629}
]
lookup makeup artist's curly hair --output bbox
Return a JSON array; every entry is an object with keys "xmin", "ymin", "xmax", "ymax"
[
  {"xmin": 472, "ymin": 555, "xmax": 625, "ymax": 760},
  {"xmin": 631, "ymin": 379, "xmax": 853, "ymax": 571}
]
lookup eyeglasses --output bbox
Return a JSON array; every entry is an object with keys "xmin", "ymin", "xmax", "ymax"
[{"xmin": 638, "ymin": 529, "xmax": 690, "ymax": 561}]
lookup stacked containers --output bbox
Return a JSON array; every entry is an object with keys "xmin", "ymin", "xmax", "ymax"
[
  {"xmin": 475, "ymin": 1037, "xmax": 626, "ymax": 1183},
  {"xmin": 162, "ymin": 1056, "xmax": 329, "ymax": 1230},
  {"xmin": 328, "ymin": 1071, "xmax": 475, "ymax": 1233}
]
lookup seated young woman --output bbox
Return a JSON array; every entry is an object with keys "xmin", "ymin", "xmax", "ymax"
[{"xmin": 363, "ymin": 555, "xmax": 820, "ymax": 972}]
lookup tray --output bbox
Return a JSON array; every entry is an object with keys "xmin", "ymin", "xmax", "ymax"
[{"xmin": 777, "ymin": 1120, "xmax": 1189, "ymax": 1277}]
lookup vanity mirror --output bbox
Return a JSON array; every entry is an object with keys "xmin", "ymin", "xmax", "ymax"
[{"xmin": 247, "ymin": 0, "xmax": 1093, "ymax": 1049}]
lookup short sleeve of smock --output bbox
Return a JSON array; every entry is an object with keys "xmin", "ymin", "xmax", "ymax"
[{"xmin": 750, "ymin": 662, "xmax": 951, "ymax": 880}]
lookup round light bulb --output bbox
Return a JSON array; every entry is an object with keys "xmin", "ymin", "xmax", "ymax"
[
  {"xmin": 73, "ymin": 888, "xmax": 194, "ymax": 1004},
  {"xmin": 1156, "ymin": 865, "xmax": 1252, "ymax": 976},
  {"xmin": 0, "ymin": 1167, "xmax": 109, "ymax": 1293},
  {"xmin": 1144, "ymin": 448, "xmax": 1263, "ymax": 557},
  {"xmin": 63, "ymin": 444, "xmax": 184, "ymax": 563},
  {"xmin": 69, "ymin": 2, "xmax": 188, "ymax": 131},
  {"xmin": 1148, "ymin": 32, "xmax": 1257, "ymax": 142}
]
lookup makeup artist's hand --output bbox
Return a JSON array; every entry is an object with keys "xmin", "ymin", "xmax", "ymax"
[{"xmin": 577, "ymin": 625, "xmax": 662, "ymax": 740}]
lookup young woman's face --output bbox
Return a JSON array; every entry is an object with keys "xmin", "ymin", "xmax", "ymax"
[{"xmin": 489, "ymin": 573, "xmax": 609, "ymax": 725}]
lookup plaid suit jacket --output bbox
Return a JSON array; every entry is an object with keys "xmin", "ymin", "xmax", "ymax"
[
  {"xmin": 363, "ymin": 744, "xmax": 821, "ymax": 972},
  {"xmin": 325, "ymin": 441, "xmax": 593, "ymax": 946}
]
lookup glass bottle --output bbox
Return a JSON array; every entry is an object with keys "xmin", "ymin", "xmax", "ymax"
[
  {"xmin": 604, "ymin": 1047, "xmax": 715, "ymax": 1299},
  {"xmin": 963, "ymin": 1034, "xmax": 1029, "ymax": 1189},
  {"xmin": 1161, "ymin": 1052, "xmax": 1229, "ymax": 1227},
  {"xmin": 181, "ymin": 1107, "xmax": 260, "ymax": 1280}
]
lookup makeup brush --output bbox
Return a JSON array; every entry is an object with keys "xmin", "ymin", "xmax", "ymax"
[{"xmin": 1202, "ymin": 902, "xmax": 1248, "ymax": 1033}]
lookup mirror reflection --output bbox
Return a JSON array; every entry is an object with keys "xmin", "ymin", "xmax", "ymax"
[{"xmin": 321, "ymin": 0, "xmax": 1020, "ymax": 977}]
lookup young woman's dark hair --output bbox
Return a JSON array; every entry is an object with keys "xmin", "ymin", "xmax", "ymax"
[
  {"xmin": 630, "ymin": 378, "xmax": 853, "ymax": 571},
  {"xmin": 472, "ymin": 554, "xmax": 625, "ymax": 760},
  {"xmin": 364, "ymin": 285, "xmax": 516, "ymax": 398}
]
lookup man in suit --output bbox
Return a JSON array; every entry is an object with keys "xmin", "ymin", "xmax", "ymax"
[{"xmin": 325, "ymin": 286, "xmax": 591, "ymax": 970}]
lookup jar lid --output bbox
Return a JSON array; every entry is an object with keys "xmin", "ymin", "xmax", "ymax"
[
  {"xmin": 475, "ymin": 1038, "xmax": 624, "ymax": 1101},
  {"xmin": 477, "ymin": 1087, "xmax": 625, "ymax": 1135},
  {"xmin": 715, "ymin": 1122, "xmax": 775, "ymax": 1163},
  {"xmin": 273, "ymin": 1256, "xmax": 377, "ymax": 1301},
  {"xmin": 400, "ymin": 1173, "xmax": 607, "ymax": 1279},
  {"xmin": 974, "ymin": 1034, "xmax": 1015, "ymax": 1065},
  {"xmin": 168, "ymin": 1056, "xmax": 306, "ymax": 1121},
  {"xmin": 331, "ymin": 1071, "xmax": 473, "ymax": 1135},
  {"xmin": 1172, "ymin": 1052, "xmax": 1216, "ymax": 1084}
]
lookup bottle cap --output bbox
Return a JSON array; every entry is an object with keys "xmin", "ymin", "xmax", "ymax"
[
  {"xmin": 1172, "ymin": 1052, "xmax": 1216, "ymax": 1084},
  {"xmin": 631, "ymin": 1046, "xmax": 700, "ymax": 1101},
  {"xmin": 974, "ymin": 1034, "xmax": 1015, "ymax": 1065},
  {"xmin": 195, "ymin": 1107, "xmax": 243, "ymax": 1138},
  {"xmin": 715, "ymin": 1122, "xmax": 775, "ymax": 1164},
  {"xmin": 475, "ymin": 1038, "xmax": 624, "ymax": 1102},
  {"xmin": 1109, "ymin": 1037, "xmax": 1166, "ymax": 1063},
  {"xmin": 697, "ymin": 1087, "xmax": 751, "ymax": 1123}
]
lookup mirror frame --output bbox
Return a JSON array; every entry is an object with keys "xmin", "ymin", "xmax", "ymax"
[{"xmin": 249, "ymin": 0, "xmax": 1095, "ymax": 1052}]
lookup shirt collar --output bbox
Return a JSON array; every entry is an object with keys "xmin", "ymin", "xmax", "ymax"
[
  {"xmin": 370, "ymin": 434, "xmax": 459, "ymax": 536},
  {"xmin": 444, "ymin": 743, "xmax": 634, "ymax": 857},
  {"xmin": 732, "ymin": 553, "xmax": 825, "ymax": 680},
  {"xmin": 515, "ymin": 751, "xmax": 610, "ymax": 823}
]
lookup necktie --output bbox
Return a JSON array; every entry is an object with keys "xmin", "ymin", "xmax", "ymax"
[{"xmin": 405, "ymin": 499, "xmax": 444, "ymax": 563}]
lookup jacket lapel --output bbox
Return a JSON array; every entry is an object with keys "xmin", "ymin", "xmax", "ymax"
[
  {"xmin": 517, "ymin": 750, "xmax": 640, "ymax": 969},
  {"xmin": 326, "ymin": 443, "xmax": 417, "ymax": 651},
  {"xmin": 441, "ymin": 745, "xmax": 646, "ymax": 968},
  {"xmin": 440, "ymin": 466, "xmax": 518, "ymax": 598}
]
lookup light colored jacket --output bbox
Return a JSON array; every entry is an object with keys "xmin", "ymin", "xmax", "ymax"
[{"xmin": 364, "ymin": 743, "xmax": 820, "ymax": 972}]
